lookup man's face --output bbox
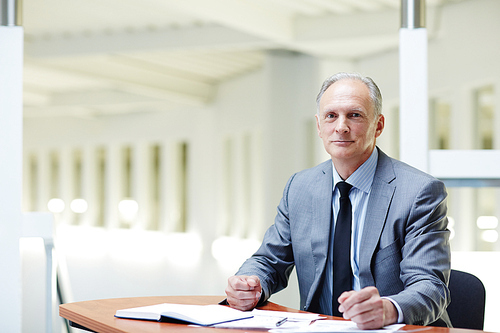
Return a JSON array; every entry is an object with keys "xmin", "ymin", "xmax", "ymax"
[{"xmin": 316, "ymin": 79, "xmax": 384, "ymax": 170}]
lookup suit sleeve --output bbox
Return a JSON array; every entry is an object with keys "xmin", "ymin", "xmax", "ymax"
[
  {"xmin": 389, "ymin": 178, "xmax": 451, "ymax": 326},
  {"xmin": 235, "ymin": 174, "xmax": 297, "ymax": 304}
]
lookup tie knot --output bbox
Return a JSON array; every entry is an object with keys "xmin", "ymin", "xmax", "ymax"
[{"xmin": 337, "ymin": 181, "xmax": 352, "ymax": 197}]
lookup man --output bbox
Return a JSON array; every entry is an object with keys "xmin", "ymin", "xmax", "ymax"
[{"xmin": 225, "ymin": 72, "xmax": 451, "ymax": 329}]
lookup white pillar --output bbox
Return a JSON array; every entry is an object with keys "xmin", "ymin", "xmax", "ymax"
[
  {"xmin": 132, "ymin": 142, "xmax": 151, "ymax": 229},
  {"xmin": 399, "ymin": 0, "xmax": 429, "ymax": 172},
  {"xmin": 60, "ymin": 147, "xmax": 75, "ymax": 224},
  {"xmin": 449, "ymin": 86, "xmax": 474, "ymax": 150},
  {"xmin": 232, "ymin": 134, "xmax": 247, "ymax": 238},
  {"xmin": 249, "ymin": 131, "xmax": 264, "ymax": 240},
  {"xmin": 263, "ymin": 51, "xmax": 318, "ymax": 226},
  {"xmin": 494, "ymin": 80, "xmax": 500, "ymax": 150},
  {"xmin": 36, "ymin": 149, "xmax": 50, "ymax": 212},
  {"xmin": 22, "ymin": 151, "xmax": 32, "ymax": 211},
  {"xmin": 216, "ymin": 138, "xmax": 230, "ymax": 236},
  {"xmin": 159, "ymin": 142, "xmax": 171, "ymax": 232},
  {"xmin": 81, "ymin": 146, "xmax": 97, "ymax": 226},
  {"xmin": 0, "ymin": 0, "xmax": 23, "ymax": 328},
  {"xmin": 105, "ymin": 144, "xmax": 122, "ymax": 229},
  {"xmin": 494, "ymin": 81, "xmax": 500, "ymax": 251}
]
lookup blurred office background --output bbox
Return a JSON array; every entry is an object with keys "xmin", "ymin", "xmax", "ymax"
[{"xmin": 3, "ymin": 0, "xmax": 500, "ymax": 331}]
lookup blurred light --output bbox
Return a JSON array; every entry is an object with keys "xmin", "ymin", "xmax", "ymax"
[
  {"xmin": 447, "ymin": 216, "xmax": 455, "ymax": 228},
  {"xmin": 118, "ymin": 199, "xmax": 139, "ymax": 221},
  {"xmin": 70, "ymin": 198, "xmax": 88, "ymax": 214},
  {"xmin": 476, "ymin": 216, "xmax": 498, "ymax": 229},
  {"xmin": 447, "ymin": 216, "xmax": 455, "ymax": 240},
  {"xmin": 165, "ymin": 232, "xmax": 203, "ymax": 267},
  {"xmin": 481, "ymin": 230, "xmax": 498, "ymax": 243},
  {"xmin": 56, "ymin": 225, "xmax": 108, "ymax": 259},
  {"xmin": 47, "ymin": 198, "xmax": 65, "ymax": 213},
  {"xmin": 449, "ymin": 228, "xmax": 455, "ymax": 240},
  {"xmin": 108, "ymin": 229, "xmax": 170, "ymax": 264},
  {"xmin": 211, "ymin": 236, "xmax": 260, "ymax": 269}
]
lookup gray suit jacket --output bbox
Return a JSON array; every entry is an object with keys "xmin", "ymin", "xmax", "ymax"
[{"xmin": 236, "ymin": 148, "xmax": 451, "ymax": 326}]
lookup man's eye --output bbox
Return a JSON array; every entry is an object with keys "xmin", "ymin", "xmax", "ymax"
[
  {"xmin": 326, "ymin": 114, "xmax": 336, "ymax": 119},
  {"xmin": 351, "ymin": 113, "xmax": 361, "ymax": 118}
]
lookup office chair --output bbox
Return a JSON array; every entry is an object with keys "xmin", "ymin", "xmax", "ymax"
[{"xmin": 447, "ymin": 269, "xmax": 486, "ymax": 330}]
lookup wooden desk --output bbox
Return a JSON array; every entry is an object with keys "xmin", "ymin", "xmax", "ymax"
[{"xmin": 59, "ymin": 295, "xmax": 479, "ymax": 333}]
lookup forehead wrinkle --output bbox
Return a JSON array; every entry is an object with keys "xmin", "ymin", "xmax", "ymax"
[{"xmin": 320, "ymin": 104, "xmax": 367, "ymax": 114}]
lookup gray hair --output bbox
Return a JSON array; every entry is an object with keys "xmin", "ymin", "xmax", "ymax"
[{"xmin": 315, "ymin": 72, "xmax": 382, "ymax": 118}]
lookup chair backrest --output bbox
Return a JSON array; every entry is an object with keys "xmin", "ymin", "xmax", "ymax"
[{"xmin": 447, "ymin": 269, "xmax": 486, "ymax": 330}]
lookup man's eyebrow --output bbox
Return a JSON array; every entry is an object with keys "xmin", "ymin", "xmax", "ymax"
[
  {"xmin": 320, "ymin": 108, "xmax": 336, "ymax": 113},
  {"xmin": 321, "ymin": 106, "xmax": 366, "ymax": 113},
  {"xmin": 349, "ymin": 107, "xmax": 367, "ymax": 113}
]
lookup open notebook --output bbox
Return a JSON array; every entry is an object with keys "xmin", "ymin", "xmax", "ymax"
[{"xmin": 115, "ymin": 303, "xmax": 253, "ymax": 326}]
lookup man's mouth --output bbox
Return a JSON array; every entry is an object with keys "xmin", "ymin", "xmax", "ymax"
[{"xmin": 332, "ymin": 139, "xmax": 354, "ymax": 146}]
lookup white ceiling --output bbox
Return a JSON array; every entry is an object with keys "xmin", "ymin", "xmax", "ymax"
[{"xmin": 21, "ymin": 0, "xmax": 464, "ymax": 118}]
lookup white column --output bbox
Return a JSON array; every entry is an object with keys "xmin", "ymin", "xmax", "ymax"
[
  {"xmin": 232, "ymin": 134, "xmax": 246, "ymax": 238},
  {"xmin": 399, "ymin": 0, "xmax": 429, "ymax": 172},
  {"xmin": 449, "ymin": 86, "xmax": 474, "ymax": 150},
  {"xmin": 36, "ymin": 149, "xmax": 50, "ymax": 212},
  {"xmin": 159, "ymin": 141, "xmax": 181, "ymax": 232},
  {"xmin": 60, "ymin": 147, "xmax": 75, "ymax": 224},
  {"xmin": 81, "ymin": 146, "xmax": 96, "ymax": 226},
  {"xmin": 105, "ymin": 144, "xmax": 122, "ymax": 229},
  {"xmin": 249, "ymin": 130, "xmax": 264, "ymax": 240},
  {"xmin": 494, "ymin": 80, "xmax": 500, "ymax": 150},
  {"xmin": 494, "ymin": 81, "xmax": 500, "ymax": 251},
  {"xmin": 216, "ymin": 137, "xmax": 229, "ymax": 237},
  {"xmin": 460, "ymin": 188, "xmax": 477, "ymax": 251},
  {"xmin": 132, "ymin": 142, "xmax": 151, "ymax": 229},
  {"xmin": 0, "ymin": 2, "xmax": 23, "ymax": 328},
  {"xmin": 263, "ymin": 51, "xmax": 318, "ymax": 226},
  {"xmin": 22, "ymin": 151, "xmax": 32, "ymax": 211},
  {"xmin": 159, "ymin": 142, "xmax": 171, "ymax": 232}
]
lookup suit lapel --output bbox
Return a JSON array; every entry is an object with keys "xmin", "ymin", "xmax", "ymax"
[{"xmin": 358, "ymin": 150, "xmax": 396, "ymax": 287}]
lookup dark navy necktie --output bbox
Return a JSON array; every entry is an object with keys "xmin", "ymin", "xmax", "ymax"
[{"xmin": 332, "ymin": 181, "xmax": 353, "ymax": 317}]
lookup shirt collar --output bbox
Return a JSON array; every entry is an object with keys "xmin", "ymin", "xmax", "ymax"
[{"xmin": 332, "ymin": 148, "xmax": 378, "ymax": 194}]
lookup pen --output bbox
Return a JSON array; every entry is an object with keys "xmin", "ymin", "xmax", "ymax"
[{"xmin": 276, "ymin": 317, "xmax": 288, "ymax": 327}]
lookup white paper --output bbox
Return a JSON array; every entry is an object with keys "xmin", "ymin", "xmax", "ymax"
[
  {"xmin": 252, "ymin": 309, "xmax": 325, "ymax": 321},
  {"xmin": 269, "ymin": 319, "xmax": 405, "ymax": 333},
  {"xmin": 211, "ymin": 308, "xmax": 324, "ymax": 330}
]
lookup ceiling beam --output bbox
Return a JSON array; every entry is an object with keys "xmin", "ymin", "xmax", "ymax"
[
  {"xmin": 25, "ymin": 10, "xmax": 403, "ymax": 61},
  {"xmin": 24, "ymin": 60, "xmax": 215, "ymax": 108},
  {"xmin": 152, "ymin": 0, "xmax": 295, "ymax": 41},
  {"xmin": 294, "ymin": 9, "xmax": 400, "ymax": 41},
  {"xmin": 25, "ymin": 25, "xmax": 272, "ymax": 58},
  {"xmin": 295, "ymin": 5, "xmax": 442, "ymax": 41}
]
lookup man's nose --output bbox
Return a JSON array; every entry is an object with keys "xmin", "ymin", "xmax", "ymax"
[{"xmin": 335, "ymin": 116, "xmax": 349, "ymax": 133}]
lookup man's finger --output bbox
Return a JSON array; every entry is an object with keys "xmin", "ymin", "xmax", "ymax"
[
  {"xmin": 339, "ymin": 287, "xmax": 378, "ymax": 312},
  {"xmin": 229, "ymin": 276, "xmax": 259, "ymax": 291}
]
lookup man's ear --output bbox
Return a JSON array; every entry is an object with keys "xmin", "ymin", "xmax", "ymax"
[
  {"xmin": 315, "ymin": 114, "xmax": 322, "ymax": 138},
  {"xmin": 375, "ymin": 114, "xmax": 385, "ymax": 138}
]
